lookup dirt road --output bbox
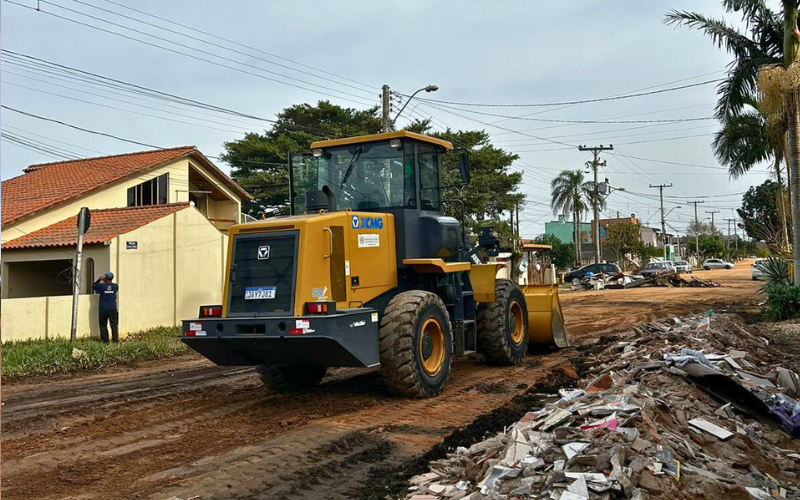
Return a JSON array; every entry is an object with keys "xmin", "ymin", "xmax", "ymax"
[{"xmin": 0, "ymin": 265, "xmax": 760, "ymax": 500}]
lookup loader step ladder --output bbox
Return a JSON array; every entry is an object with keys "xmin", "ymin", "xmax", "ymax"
[{"xmin": 463, "ymin": 318, "xmax": 476, "ymax": 355}]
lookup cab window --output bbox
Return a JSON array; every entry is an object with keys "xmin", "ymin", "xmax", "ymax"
[{"xmin": 418, "ymin": 144, "xmax": 440, "ymax": 211}]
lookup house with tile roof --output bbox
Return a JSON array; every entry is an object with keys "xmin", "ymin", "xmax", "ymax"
[{"xmin": 1, "ymin": 146, "xmax": 253, "ymax": 341}]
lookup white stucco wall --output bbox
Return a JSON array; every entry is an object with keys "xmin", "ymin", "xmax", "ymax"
[
  {"xmin": 1, "ymin": 295, "xmax": 100, "ymax": 342},
  {"xmin": 113, "ymin": 206, "xmax": 227, "ymax": 333},
  {"xmin": 1, "ymin": 207, "xmax": 227, "ymax": 342}
]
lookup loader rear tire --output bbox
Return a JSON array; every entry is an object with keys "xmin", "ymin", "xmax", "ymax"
[
  {"xmin": 255, "ymin": 364, "xmax": 326, "ymax": 392},
  {"xmin": 379, "ymin": 291, "xmax": 452, "ymax": 398},
  {"xmin": 477, "ymin": 279, "xmax": 528, "ymax": 365}
]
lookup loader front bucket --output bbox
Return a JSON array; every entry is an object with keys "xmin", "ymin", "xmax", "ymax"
[{"xmin": 521, "ymin": 284, "xmax": 569, "ymax": 348}]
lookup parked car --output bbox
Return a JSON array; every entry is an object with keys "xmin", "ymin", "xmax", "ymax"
[
  {"xmin": 751, "ymin": 258, "xmax": 766, "ymax": 281},
  {"xmin": 673, "ymin": 260, "xmax": 692, "ymax": 273},
  {"xmin": 639, "ymin": 261, "xmax": 674, "ymax": 278},
  {"xmin": 564, "ymin": 263, "xmax": 621, "ymax": 284},
  {"xmin": 703, "ymin": 258, "xmax": 734, "ymax": 270}
]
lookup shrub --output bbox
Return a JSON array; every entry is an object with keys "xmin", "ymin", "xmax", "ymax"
[
  {"xmin": 760, "ymin": 256, "xmax": 791, "ymax": 290},
  {"xmin": 764, "ymin": 284, "xmax": 800, "ymax": 321}
]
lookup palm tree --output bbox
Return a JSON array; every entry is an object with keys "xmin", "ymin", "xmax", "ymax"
[
  {"xmin": 665, "ymin": 2, "xmax": 794, "ymax": 254},
  {"xmin": 551, "ymin": 170, "xmax": 604, "ymax": 267},
  {"xmin": 781, "ymin": 0, "xmax": 800, "ymax": 285},
  {"xmin": 712, "ymin": 100, "xmax": 791, "ymax": 249},
  {"xmin": 665, "ymin": 3, "xmax": 783, "ymax": 121}
]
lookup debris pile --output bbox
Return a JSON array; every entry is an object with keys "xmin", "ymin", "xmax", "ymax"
[
  {"xmin": 572, "ymin": 272, "xmax": 720, "ymax": 291},
  {"xmin": 405, "ymin": 313, "xmax": 800, "ymax": 500}
]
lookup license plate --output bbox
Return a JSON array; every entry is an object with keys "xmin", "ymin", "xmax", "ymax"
[{"xmin": 244, "ymin": 286, "xmax": 276, "ymax": 300}]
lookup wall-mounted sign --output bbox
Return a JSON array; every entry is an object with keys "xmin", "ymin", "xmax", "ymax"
[{"xmin": 126, "ymin": 241, "xmax": 138, "ymax": 250}]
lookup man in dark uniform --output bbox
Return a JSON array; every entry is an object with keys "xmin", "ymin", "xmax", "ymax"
[{"xmin": 92, "ymin": 272, "xmax": 119, "ymax": 343}]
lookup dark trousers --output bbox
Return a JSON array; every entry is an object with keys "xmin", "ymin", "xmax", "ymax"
[{"xmin": 99, "ymin": 309, "xmax": 119, "ymax": 343}]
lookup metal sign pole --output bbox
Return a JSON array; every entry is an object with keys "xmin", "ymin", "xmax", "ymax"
[{"xmin": 70, "ymin": 207, "xmax": 90, "ymax": 342}]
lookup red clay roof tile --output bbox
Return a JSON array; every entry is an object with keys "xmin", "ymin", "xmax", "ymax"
[
  {"xmin": 1, "ymin": 146, "xmax": 251, "ymax": 227},
  {"xmin": 1, "ymin": 203, "xmax": 190, "ymax": 250}
]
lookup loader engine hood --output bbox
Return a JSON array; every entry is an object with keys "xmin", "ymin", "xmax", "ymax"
[{"xmin": 223, "ymin": 211, "xmax": 397, "ymax": 318}]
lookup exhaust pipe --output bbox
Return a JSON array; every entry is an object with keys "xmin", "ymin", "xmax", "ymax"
[{"xmin": 322, "ymin": 185, "xmax": 337, "ymax": 212}]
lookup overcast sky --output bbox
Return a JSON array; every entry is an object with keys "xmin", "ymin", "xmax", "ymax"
[{"xmin": 1, "ymin": 0, "xmax": 771, "ymax": 236}]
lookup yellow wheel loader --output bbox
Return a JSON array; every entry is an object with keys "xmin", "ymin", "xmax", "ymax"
[{"xmin": 182, "ymin": 131, "xmax": 568, "ymax": 397}]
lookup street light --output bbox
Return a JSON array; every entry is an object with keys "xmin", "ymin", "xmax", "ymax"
[
  {"xmin": 665, "ymin": 206, "xmax": 683, "ymax": 218},
  {"xmin": 664, "ymin": 206, "xmax": 682, "ymax": 258},
  {"xmin": 392, "ymin": 84, "xmax": 439, "ymax": 129}
]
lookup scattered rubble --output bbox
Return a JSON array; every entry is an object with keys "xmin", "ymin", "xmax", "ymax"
[
  {"xmin": 572, "ymin": 271, "xmax": 720, "ymax": 291},
  {"xmin": 404, "ymin": 313, "xmax": 800, "ymax": 500}
]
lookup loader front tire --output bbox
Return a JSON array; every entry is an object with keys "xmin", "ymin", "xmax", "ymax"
[
  {"xmin": 477, "ymin": 279, "xmax": 529, "ymax": 365},
  {"xmin": 256, "ymin": 364, "xmax": 326, "ymax": 392},
  {"xmin": 379, "ymin": 291, "xmax": 452, "ymax": 398}
]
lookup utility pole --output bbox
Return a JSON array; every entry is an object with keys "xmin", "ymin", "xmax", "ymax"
[
  {"xmin": 579, "ymin": 144, "xmax": 613, "ymax": 263},
  {"xmin": 724, "ymin": 218, "xmax": 734, "ymax": 251},
  {"xmin": 687, "ymin": 200, "xmax": 704, "ymax": 260},
  {"xmin": 510, "ymin": 207, "xmax": 515, "ymax": 251},
  {"xmin": 705, "ymin": 210, "xmax": 720, "ymax": 233},
  {"xmin": 728, "ymin": 217, "xmax": 740, "ymax": 253},
  {"xmin": 71, "ymin": 207, "xmax": 91, "ymax": 342},
  {"xmin": 515, "ymin": 201, "xmax": 520, "ymax": 240},
  {"xmin": 381, "ymin": 84, "xmax": 391, "ymax": 132},
  {"xmin": 649, "ymin": 183, "xmax": 673, "ymax": 259}
]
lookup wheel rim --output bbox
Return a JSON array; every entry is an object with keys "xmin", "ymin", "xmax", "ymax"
[
  {"xmin": 419, "ymin": 318, "xmax": 445, "ymax": 376},
  {"xmin": 509, "ymin": 300, "xmax": 525, "ymax": 345}
]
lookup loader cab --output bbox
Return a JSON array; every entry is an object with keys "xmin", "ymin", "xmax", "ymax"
[
  {"xmin": 290, "ymin": 131, "xmax": 467, "ymax": 262},
  {"xmin": 290, "ymin": 130, "xmax": 455, "ymax": 215}
]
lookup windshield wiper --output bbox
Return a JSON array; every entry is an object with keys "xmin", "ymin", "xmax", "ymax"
[{"xmin": 340, "ymin": 146, "xmax": 363, "ymax": 188}]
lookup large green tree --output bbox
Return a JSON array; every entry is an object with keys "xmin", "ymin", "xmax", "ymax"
[
  {"xmin": 738, "ymin": 179, "xmax": 792, "ymax": 251},
  {"xmin": 220, "ymin": 101, "xmax": 382, "ymax": 217},
  {"xmin": 604, "ymin": 222, "xmax": 642, "ymax": 271},
  {"xmin": 550, "ymin": 170, "xmax": 604, "ymax": 266},
  {"xmin": 686, "ymin": 234, "xmax": 728, "ymax": 259},
  {"xmin": 532, "ymin": 233, "xmax": 575, "ymax": 270},
  {"xmin": 434, "ymin": 128, "xmax": 523, "ymax": 243}
]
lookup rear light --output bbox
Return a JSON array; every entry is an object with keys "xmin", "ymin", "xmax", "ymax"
[
  {"xmin": 289, "ymin": 328, "xmax": 304, "ymax": 335},
  {"xmin": 184, "ymin": 330, "xmax": 196, "ymax": 337},
  {"xmin": 199, "ymin": 305, "xmax": 222, "ymax": 318},
  {"xmin": 305, "ymin": 301, "xmax": 335, "ymax": 315},
  {"xmin": 306, "ymin": 303, "xmax": 328, "ymax": 314}
]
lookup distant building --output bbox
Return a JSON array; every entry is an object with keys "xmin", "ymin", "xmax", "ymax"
[
  {"xmin": 1, "ymin": 146, "xmax": 252, "ymax": 342},
  {"xmin": 544, "ymin": 215, "xmax": 592, "ymax": 245},
  {"xmin": 640, "ymin": 226, "xmax": 658, "ymax": 247}
]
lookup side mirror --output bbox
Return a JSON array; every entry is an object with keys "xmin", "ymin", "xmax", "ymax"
[{"xmin": 459, "ymin": 152, "xmax": 471, "ymax": 185}]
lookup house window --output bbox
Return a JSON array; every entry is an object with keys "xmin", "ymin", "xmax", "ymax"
[
  {"xmin": 84, "ymin": 258, "xmax": 95, "ymax": 294},
  {"xmin": 127, "ymin": 173, "xmax": 169, "ymax": 207}
]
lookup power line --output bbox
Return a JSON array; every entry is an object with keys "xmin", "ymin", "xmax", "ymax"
[
  {"xmin": 2, "ymin": 105, "xmax": 162, "ymax": 148},
  {"xmin": 3, "ymin": 0, "xmax": 377, "ymax": 107},
  {"xmin": 2, "ymin": 50, "xmax": 342, "ymax": 136},
  {"xmin": 3, "ymin": 124, "xmax": 109, "ymax": 155},
  {"xmin": 407, "ymin": 78, "xmax": 722, "ymax": 107},
  {"xmin": 98, "ymin": 0, "xmax": 376, "ymax": 92},
  {"xmin": 44, "ymin": 0, "xmax": 378, "ymax": 103},
  {"xmin": 607, "ymin": 152, "xmax": 726, "ymax": 170},
  {"xmin": 492, "ymin": 121, "xmax": 715, "ymax": 145},
  {"xmin": 3, "ymin": 68, "xmax": 269, "ymax": 131},
  {"xmin": 2, "ymin": 80, "xmax": 265, "ymax": 134}
]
